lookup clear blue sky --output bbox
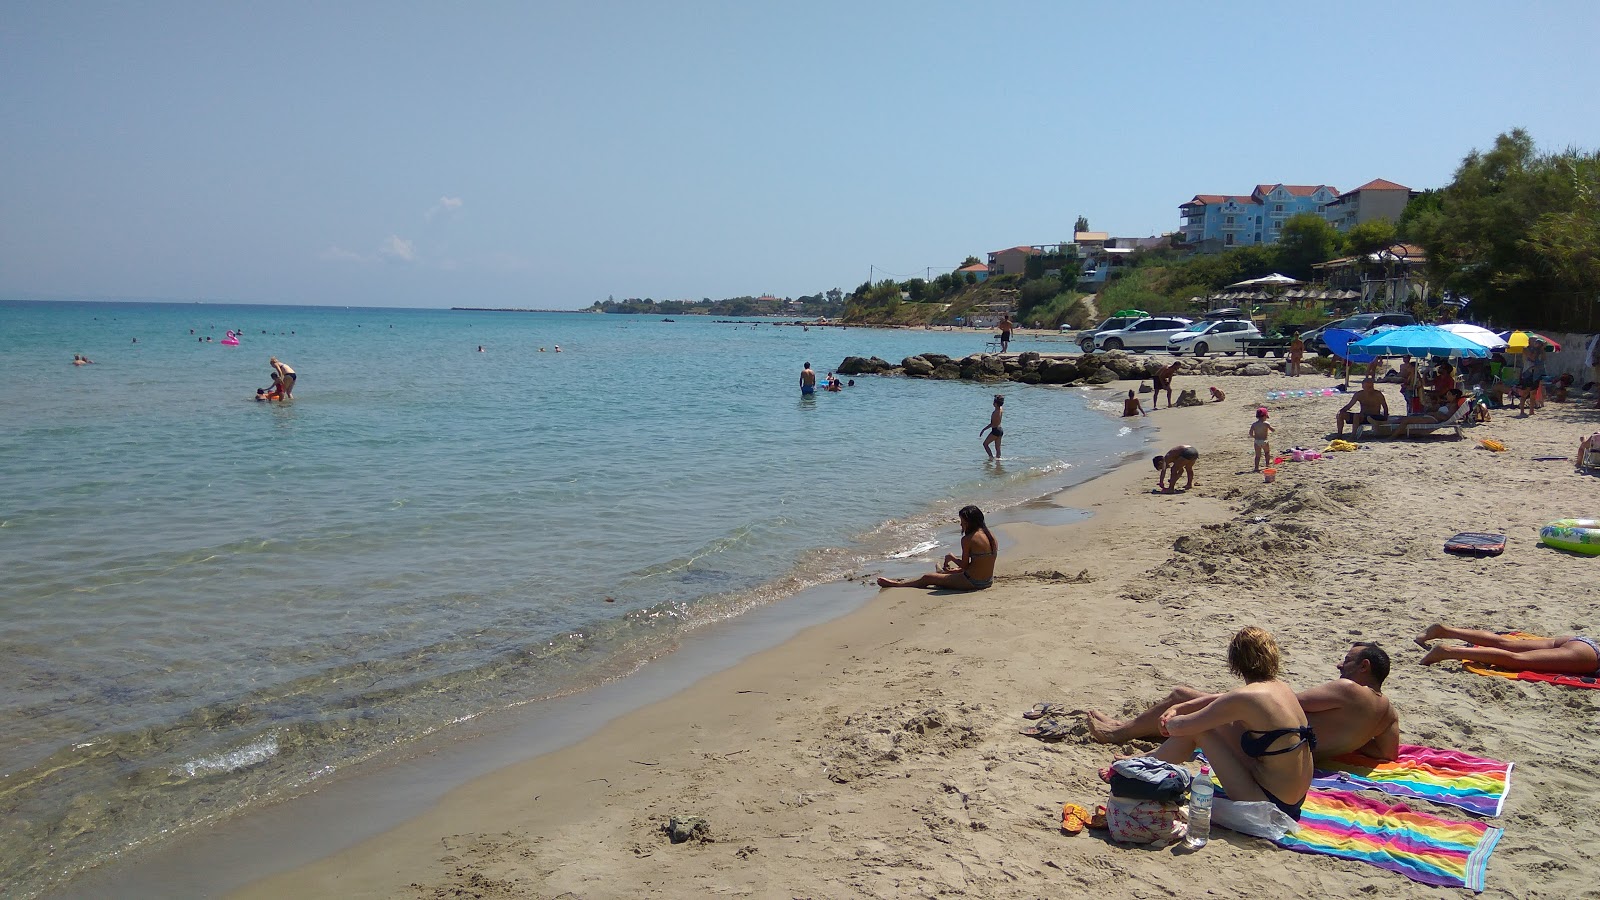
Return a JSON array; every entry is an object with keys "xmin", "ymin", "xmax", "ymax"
[{"xmin": 3, "ymin": 1, "xmax": 1596, "ymax": 309}]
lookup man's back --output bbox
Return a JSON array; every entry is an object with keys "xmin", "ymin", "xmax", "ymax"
[{"xmin": 1300, "ymin": 678, "xmax": 1398, "ymax": 760}]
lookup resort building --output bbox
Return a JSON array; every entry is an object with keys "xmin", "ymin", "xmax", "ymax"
[
  {"xmin": 1324, "ymin": 179, "xmax": 1415, "ymax": 231},
  {"xmin": 1179, "ymin": 184, "xmax": 1340, "ymax": 250}
]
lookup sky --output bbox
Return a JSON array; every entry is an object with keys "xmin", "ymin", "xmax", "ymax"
[{"xmin": 3, "ymin": 2, "xmax": 1598, "ymax": 310}]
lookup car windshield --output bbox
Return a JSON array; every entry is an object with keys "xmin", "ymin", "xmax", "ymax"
[{"xmin": 1182, "ymin": 322, "xmax": 1211, "ymax": 333}]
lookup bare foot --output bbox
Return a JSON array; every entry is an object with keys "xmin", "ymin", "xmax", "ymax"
[
  {"xmin": 1084, "ymin": 711, "xmax": 1129, "ymax": 744},
  {"xmin": 876, "ymin": 577, "xmax": 901, "ymax": 588},
  {"xmin": 1414, "ymin": 624, "xmax": 1446, "ymax": 649},
  {"xmin": 1419, "ymin": 646, "xmax": 1450, "ymax": 666}
]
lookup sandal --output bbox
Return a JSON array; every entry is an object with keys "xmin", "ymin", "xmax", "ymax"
[
  {"xmin": 1061, "ymin": 803, "xmax": 1089, "ymax": 835},
  {"xmin": 1019, "ymin": 718, "xmax": 1073, "ymax": 740},
  {"xmin": 1089, "ymin": 804, "xmax": 1108, "ymax": 830},
  {"xmin": 1023, "ymin": 702, "xmax": 1068, "ymax": 720}
]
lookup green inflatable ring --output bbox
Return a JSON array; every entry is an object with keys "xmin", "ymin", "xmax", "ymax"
[{"xmin": 1540, "ymin": 519, "xmax": 1600, "ymax": 555}]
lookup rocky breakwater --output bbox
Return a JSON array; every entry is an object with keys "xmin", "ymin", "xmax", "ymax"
[{"xmin": 836, "ymin": 351, "xmax": 1276, "ymax": 386}]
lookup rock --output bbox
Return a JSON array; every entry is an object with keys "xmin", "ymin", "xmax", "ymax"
[
  {"xmin": 1038, "ymin": 359, "xmax": 1079, "ymax": 384},
  {"xmin": 978, "ymin": 356, "xmax": 1006, "ymax": 377},
  {"xmin": 902, "ymin": 356, "xmax": 934, "ymax": 377},
  {"xmin": 1017, "ymin": 371, "xmax": 1042, "ymax": 384},
  {"xmin": 931, "ymin": 363, "xmax": 962, "ymax": 380},
  {"xmin": 1138, "ymin": 382, "xmax": 1152, "ymax": 393},
  {"xmin": 664, "ymin": 816, "xmax": 712, "ymax": 844},
  {"xmin": 838, "ymin": 356, "xmax": 891, "ymax": 376},
  {"xmin": 922, "ymin": 353, "xmax": 953, "ymax": 368},
  {"xmin": 1085, "ymin": 366, "xmax": 1118, "ymax": 385},
  {"xmin": 1241, "ymin": 363, "xmax": 1272, "ymax": 376},
  {"xmin": 1017, "ymin": 351, "xmax": 1042, "ymax": 368}
]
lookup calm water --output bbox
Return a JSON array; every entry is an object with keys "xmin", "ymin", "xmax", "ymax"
[{"xmin": 0, "ymin": 300, "xmax": 1138, "ymax": 894}]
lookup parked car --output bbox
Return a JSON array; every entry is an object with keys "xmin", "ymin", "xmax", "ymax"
[
  {"xmin": 1167, "ymin": 319, "xmax": 1263, "ymax": 356},
  {"xmin": 1072, "ymin": 315, "xmax": 1147, "ymax": 350},
  {"xmin": 1085, "ymin": 316, "xmax": 1194, "ymax": 352},
  {"xmin": 1302, "ymin": 313, "xmax": 1418, "ymax": 356}
]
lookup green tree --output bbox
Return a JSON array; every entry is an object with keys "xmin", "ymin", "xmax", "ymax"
[
  {"xmin": 1344, "ymin": 220, "xmax": 1397, "ymax": 258},
  {"xmin": 1522, "ymin": 152, "xmax": 1600, "ymax": 329},
  {"xmin": 1074, "ymin": 216, "xmax": 1090, "ymax": 234},
  {"xmin": 1274, "ymin": 213, "xmax": 1345, "ymax": 279},
  {"xmin": 961, "ymin": 255, "xmax": 982, "ymax": 268}
]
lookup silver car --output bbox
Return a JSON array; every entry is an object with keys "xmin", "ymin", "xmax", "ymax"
[{"xmin": 1086, "ymin": 316, "xmax": 1194, "ymax": 352}]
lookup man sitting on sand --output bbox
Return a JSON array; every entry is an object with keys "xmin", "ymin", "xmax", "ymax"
[
  {"xmin": 1080, "ymin": 642, "xmax": 1399, "ymax": 761},
  {"xmin": 1335, "ymin": 378, "xmax": 1389, "ymax": 435},
  {"xmin": 1153, "ymin": 445, "xmax": 1198, "ymax": 493}
]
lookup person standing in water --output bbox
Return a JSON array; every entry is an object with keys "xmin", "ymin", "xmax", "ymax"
[
  {"xmin": 981, "ymin": 394, "xmax": 1005, "ymax": 458},
  {"xmin": 800, "ymin": 361, "xmax": 817, "ymax": 395},
  {"xmin": 269, "ymin": 357, "xmax": 296, "ymax": 399},
  {"xmin": 998, "ymin": 314, "xmax": 1014, "ymax": 353}
]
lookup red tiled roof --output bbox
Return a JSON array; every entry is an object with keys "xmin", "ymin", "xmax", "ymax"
[
  {"xmin": 1254, "ymin": 184, "xmax": 1337, "ymax": 198},
  {"xmin": 1183, "ymin": 194, "xmax": 1228, "ymax": 206},
  {"xmin": 957, "ymin": 263, "xmax": 988, "ymax": 272},
  {"xmin": 1349, "ymin": 178, "xmax": 1411, "ymax": 193}
]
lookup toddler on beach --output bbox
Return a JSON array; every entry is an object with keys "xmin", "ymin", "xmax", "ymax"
[{"xmin": 1250, "ymin": 408, "xmax": 1275, "ymax": 471}]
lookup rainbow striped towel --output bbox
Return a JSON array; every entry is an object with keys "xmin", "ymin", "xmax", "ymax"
[
  {"xmin": 1312, "ymin": 745, "xmax": 1513, "ymax": 817},
  {"xmin": 1279, "ymin": 789, "xmax": 1502, "ymax": 891}
]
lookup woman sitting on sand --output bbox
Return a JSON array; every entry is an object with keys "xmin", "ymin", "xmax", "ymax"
[
  {"xmin": 877, "ymin": 505, "xmax": 996, "ymax": 591},
  {"xmin": 1416, "ymin": 624, "xmax": 1600, "ymax": 675},
  {"xmin": 1146, "ymin": 626, "xmax": 1315, "ymax": 821}
]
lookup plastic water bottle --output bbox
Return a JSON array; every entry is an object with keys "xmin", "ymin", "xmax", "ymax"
[{"xmin": 1185, "ymin": 766, "xmax": 1214, "ymax": 849}]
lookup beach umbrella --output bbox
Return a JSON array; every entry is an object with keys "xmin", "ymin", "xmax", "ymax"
[
  {"xmin": 1501, "ymin": 330, "xmax": 1561, "ymax": 352},
  {"xmin": 1438, "ymin": 323, "xmax": 1507, "ymax": 351},
  {"xmin": 1226, "ymin": 272, "xmax": 1304, "ymax": 288},
  {"xmin": 1352, "ymin": 324, "xmax": 1490, "ymax": 358},
  {"xmin": 1324, "ymin": 328, "xmax": 1380, "ymax": 364}
]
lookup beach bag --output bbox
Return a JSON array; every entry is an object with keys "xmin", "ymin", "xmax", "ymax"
[
  {"xmin": 1444, "ymin": 532, "xmax": 1507, "ymax": 557},
  {"xmin": 1106, "ymin": 795, "xmax": 1187, "ymax": 845},
  {"xmin": 1109, "ymin": 756, "xmax": 1192, "ymax": 802}
]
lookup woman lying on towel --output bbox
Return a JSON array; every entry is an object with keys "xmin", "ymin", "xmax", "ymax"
[
  {"xmin": 1415, "ymin": 624, "xmax": 1600, "ymax": 675},
  {"xmin": 1149, "ymin": 626, "xmax": 1315, "ymax": 821}
]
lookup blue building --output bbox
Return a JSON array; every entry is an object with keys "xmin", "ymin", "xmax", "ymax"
[{"xmin": 1179, "ymin": 184, "xmax": 1340, "ymax": 250}]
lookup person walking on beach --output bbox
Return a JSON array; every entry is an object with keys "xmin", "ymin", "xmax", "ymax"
[
  {"xmin": 998, "ymin": 314, "xmax": 1014, "ymax": 353},
  {"xmin": 1288, "ymin": 335, "xmax": 1305, "ymax": 377},
  {"xmin": 981, "ymin": 395, "xmax": 1005, "ymax": 458},
  {"xmin": 1079, "ymin": 641, "xmax": 1399, "ymax": 762},
  {"xmin": 1122, "ymin": 389, "xmax": 1146, "ymax": 417},
  {"xmin": 800, "ymin": 361, "xmax": 817, "ymax": 395},
  {"xmin": 1151, "ymin": 361, "xmax": 1180, "ymax": 409},
  {"xmin": 877, "ymin": 505, "xmax": 996, "ymax": 591},
  {"xmin": 1250, "ymin": 408, "xmax": 1275, "ymax": 471},
  {"xmin": 1153, "ymin": 445, "xmax": 1198, "ymax": 492},
  {"xmin": 269, "ymin": 357, "xmax": 296, "ymax": 399}
]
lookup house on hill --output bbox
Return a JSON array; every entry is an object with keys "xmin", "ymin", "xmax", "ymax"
[{"xmin": 1324, "ymin": 179, "xmax": 1415, "ymax": 231}]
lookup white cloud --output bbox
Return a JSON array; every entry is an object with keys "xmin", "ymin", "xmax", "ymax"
[
  {"xmin": 380, "ymin": 235, "xmax": 417, "ymax": 263},
  {"xmin": 427, "ymin": 196, "xmax": 463, "ymax": 220},
  {"xmin": 320, "ymin": 245, "xmax": 368, "ymax": 262}
]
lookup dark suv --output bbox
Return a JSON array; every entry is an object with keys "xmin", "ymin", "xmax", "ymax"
[{"xmin": 1302, "ymin": 312, "xmax": 1417, "ymax": 356}]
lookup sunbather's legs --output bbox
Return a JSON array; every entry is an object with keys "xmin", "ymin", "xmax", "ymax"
[
  {"xmin": 1083, "ymin": 687, "xmax": 1216, "ymax": 744},
  {"xmin": 877, "ymin": 570, "xmax": 978, "ymax": 590},
  {"xmin": 1420, "ymin": 641, "xmax": 1600, "ymax": 674},
  {"xmin": 1414, "ymin": 624, "xmax": 1564, "ymax": 651}
]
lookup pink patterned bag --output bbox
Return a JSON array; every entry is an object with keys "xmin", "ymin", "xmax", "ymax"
[{"xmin": 1106, "ymin": 795, "xmax": 1187, "ymax": 845}]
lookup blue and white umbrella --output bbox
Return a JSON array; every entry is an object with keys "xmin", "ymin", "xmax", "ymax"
[{"xmin": 1351, "ymin": 324, "xmax": 1491, "ymax": 359}]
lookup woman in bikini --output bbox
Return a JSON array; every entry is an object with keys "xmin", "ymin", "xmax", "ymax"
[
  {"xmin": 1149, "ymin": 627, "xmax": 1314, "ymax": 821},
  {"xmin": 877, "ymin": 505, "xmax": 997, "ymax": 591},
  {"xmin": 1415, "ymin": 624, "xmax": 1600, "ymax": 675}
]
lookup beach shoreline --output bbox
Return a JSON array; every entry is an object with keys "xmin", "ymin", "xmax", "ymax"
[{"xmin": 89, "ymin": 374, "xmax": 1600, "ymax": 898}]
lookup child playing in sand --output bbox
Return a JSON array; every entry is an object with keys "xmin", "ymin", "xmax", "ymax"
[
  {"xmin": 1250, "ymin": 408, "xmax": 1274, "ymax": 472},
  {"xmin": 1209, "ymin": 386, "xmax": 1226, "ymax": 402},
  {"xmin": 980, "ymin": 394, "xmax": 1004, "ymax": 458},
  {"xmin": 1122, "ymin": 389, "xmax": 1146, "ymax": 417}
]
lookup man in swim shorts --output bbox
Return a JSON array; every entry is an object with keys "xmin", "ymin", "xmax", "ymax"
[
  {"xmin": 1079, "ymin": 642, "xmax": 1400, "ymax": 761},
  {"xmin": 998, "ymin": 313, "xmax": 1013, "ymax": 353},
  {"xmin": 1335, "ymin": 378, "xmax": 1388, "ymax": 435},
  {"xmin": 1151, "ymin": 361, "xmax": 1180, "ymax": 409},
  {"xmin": 269, "ymin": 357, "xmax": 297, "ymax": 399},
  {"xmin": 1153, "ymin": 445, "xmax": 1198, "ymax": 492},
  {"xmin": 800, "ymin": 361, "xmax": 816, "ymax": 395}
]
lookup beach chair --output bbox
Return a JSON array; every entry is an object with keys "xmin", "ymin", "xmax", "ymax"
[{"xmin": 1406, "ymin": 402, "xmax": 1471, "ymax": 440}]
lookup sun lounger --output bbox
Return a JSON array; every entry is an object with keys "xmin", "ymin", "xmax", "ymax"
[{"xmin": 1406, "ymin": 403, "xmax": 1471, "ymax": 439}]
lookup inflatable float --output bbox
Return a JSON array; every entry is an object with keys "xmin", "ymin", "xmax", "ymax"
[
  {"xmin": 1539, "ymin": 519, "xmax": 1600, "ymax": 555},
  {"xmin": 221, "ymin": 330, "xmax": 240, "ymax": 346}
]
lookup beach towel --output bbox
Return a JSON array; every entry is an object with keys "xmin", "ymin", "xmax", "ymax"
[
  {"xmin": 1312, "ymin": 745, "xmax": 1513, "ymax": 817},
  {"xmin": 1279, "ymin": 789, "xmax": 1502, "ymax": 891},
  {"xmin": 1462, "ymin": 632, "xmax": 1600, "ymax": 690}
]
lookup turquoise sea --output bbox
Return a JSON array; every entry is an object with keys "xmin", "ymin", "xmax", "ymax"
[{"xmin": 0, "ymin": 300, "xmax": 1141, "ymax": 894}]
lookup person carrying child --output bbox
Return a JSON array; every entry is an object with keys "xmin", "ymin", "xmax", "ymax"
[{"xmin": 1250, "ymin": 408, "xmax": 1275, "ymax": 472}]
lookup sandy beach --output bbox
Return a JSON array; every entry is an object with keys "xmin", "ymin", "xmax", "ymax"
[{"xmin": 233, "ymin": 371, "xmax": 1600, "ymax": 899}]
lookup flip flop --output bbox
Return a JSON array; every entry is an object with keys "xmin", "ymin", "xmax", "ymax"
[
  {"xmin": 1023, "ymin": 702, "xmax": 1067, "ymax": 720},
  {"xmin": 1018, "ymin": 718, "xmax": 1073, "ymax": 740},
  {"xmin": 1061, "ymin": 803, "xmax": 1089, "ymax": 835},
  {"xmin": 1089, "ymin": 804, "xmax": 1108, "ymax": 830}
]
